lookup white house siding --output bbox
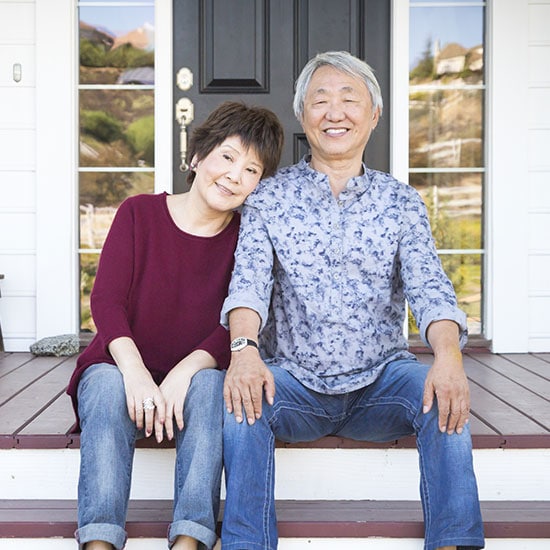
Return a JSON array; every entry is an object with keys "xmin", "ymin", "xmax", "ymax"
[
  {"xmin": 0, "ymin": 1, "xmax": 548, "ymax": 352},
  {"xmin": 528, "ymin": 0, "xmax": 550, "ymax": 352},
  {"xmin": 0, "ymin": 0, "xmax": 37, "ymax": 352}
]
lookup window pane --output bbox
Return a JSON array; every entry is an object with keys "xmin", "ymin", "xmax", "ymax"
[
  {"xmin": 410, "ymin": 6, "xmax": 484, "ymax": 84},
  {"xmin": 80, "ymin": 89, "xmax": 154, "ymax": 167},
  {"xmin": 80, "ymin": 253, "xmax": 99, "ymax": 333},
  {"xmin": 409, "ymin": 89, "xmax": 484, "ymax": 168},
  {"xmin": 79, "ymin": 171, "xmax": 154, "ymax": 249},
  {"xmin": 441, "ymin": 254, "xmax": 483, "ymax": 335},
  {"xmin": 79, "ymin": 5, "xmax": 154, "ymax": 85},
  {"xmin": 410, "ymin": 172, "xmax": 482, "ymax": 250}
]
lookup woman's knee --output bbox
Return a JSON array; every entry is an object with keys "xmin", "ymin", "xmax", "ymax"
[{"xmin": 78, "ymin": 364, "xmax": 128, "ymax": 424}]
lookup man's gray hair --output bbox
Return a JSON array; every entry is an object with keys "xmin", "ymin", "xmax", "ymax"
[{"xmin": 293, "ymin": 51, "xmax": 383, "ymax": 120}]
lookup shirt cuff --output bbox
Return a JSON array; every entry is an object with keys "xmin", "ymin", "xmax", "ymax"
[
  {"xmin": 418, "ymin": 308, "xmax": 468, "ymax": 349},
  {"xmin": 220, "ymin": 292, "xmax": 268, "ymax": 331}
]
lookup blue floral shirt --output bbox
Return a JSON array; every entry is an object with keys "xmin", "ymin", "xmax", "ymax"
[{"xmin": 221, "ymin": 158, "xmax": 467, "ymax": 394}]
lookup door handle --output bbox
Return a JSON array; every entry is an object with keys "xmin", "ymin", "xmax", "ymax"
[{"xmin": 175, "ymin": 98, "xmax": 195, "ymax": 171}]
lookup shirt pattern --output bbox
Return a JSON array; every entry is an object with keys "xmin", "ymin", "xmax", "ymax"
[{"xmin": 221, "ymin": 158, "xmax": 467, "ymax": 394}]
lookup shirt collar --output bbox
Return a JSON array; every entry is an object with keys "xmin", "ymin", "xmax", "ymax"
[{"xmin": 298, "ymin": 155, "xmax": 371, "ymax": 196}]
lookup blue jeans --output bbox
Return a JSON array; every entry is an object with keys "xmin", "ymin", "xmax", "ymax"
[
  {"xmin": 76, "ymin": 363, "xmax": 224, "ymax": 549},
  {"xmin": 222, "ymin": 359, "xmax": 484, "ymax": 550}
]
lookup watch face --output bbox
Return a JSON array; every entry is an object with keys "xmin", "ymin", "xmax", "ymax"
[{"xmin": 231, "ymin": 337, "xmax": 247, "ymax": 351}]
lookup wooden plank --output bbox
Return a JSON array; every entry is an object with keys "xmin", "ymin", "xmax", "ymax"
[
  {"xmin": 0, "ymin": 356, "xmax": 67, "ymax": 405},
  {"xmin": 500, "ymin": 353, "xmax": 550, "ymax": 380},
  {"xmin": 0, "ymin": 352, "xmax": 35, "ymax": 376},
  {"xmin": 0, "ymin": 499, "xmax": 548, "ymax": 539},
  {"xmin": 464, "ymin": 355, "xmax": 550, "ymax": 430},
  {"xmin": 467, "ymin": 379, "xmax": 545, "ymax": 435},
  {"xmin": 19, "ymin": 392, "xmax": 75, "ymax": 435},
  {"xmin": 0, "ymin": 357, "xmax": 76, "ymax": 434},
  {"xmin": 476, "ymin": 352, "xmax": 550, "ymax": 391}
]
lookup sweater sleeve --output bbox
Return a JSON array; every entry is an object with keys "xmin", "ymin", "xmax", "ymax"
[
  {"xmin": 192, "ymin": 323, "xmax": 231, "ymax": 370},
  {"xmin": 90, "ymin": 198, "xmax": 137, "ymax": 352}
]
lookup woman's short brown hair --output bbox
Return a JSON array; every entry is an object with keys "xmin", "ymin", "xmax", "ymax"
[{"xmin": 186, "ymin": 101, "xmax": 284, "ymax": 185}]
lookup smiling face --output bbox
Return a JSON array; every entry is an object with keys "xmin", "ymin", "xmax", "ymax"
[
  {"xmin": 301, "ymin": 65, "xmax": 379, "ymax": 168},
  {"xmin": 192, "ymin": 136, "xmax": 264, "ymax": 213}
]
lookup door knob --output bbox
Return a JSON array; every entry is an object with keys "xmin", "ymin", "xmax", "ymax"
[{"xmin": 175, "ymin": 98, "xmax": 195, "ymax": 171}]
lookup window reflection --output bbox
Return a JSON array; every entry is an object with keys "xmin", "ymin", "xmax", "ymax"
[
  {"xmin": 409, "ymin": 172, "xmax": 483, "ymax": 250},
  {"xmin": 409, "ymin": 2, "xmax": 485, "ymax": 336},
  {"xmin": 79, "ymin": 5, "xmax": 154, "ymax": 85},
  {"xmin": 79, "ymin": 90, "xmax": 154, "ymax": 167},
  {"xmin": 78, "ymin": 1, "xmax": 155, "ymax": 332},
  {"xmin": 410, "ymin": 5, "xmax": 484, "ymax": 84},
  {"xmin": 409, "ymin": 89, "xmax": 484, "ymax": 168}
]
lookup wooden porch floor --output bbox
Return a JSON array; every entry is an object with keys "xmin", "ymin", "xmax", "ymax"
[{"xmin": 0, "ymin": 350, "xmax": 549, "ymax": 450}]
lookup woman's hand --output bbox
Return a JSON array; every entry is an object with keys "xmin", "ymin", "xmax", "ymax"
[
  {"xmin": 121, "ymin": 365, "xmax": 165, "ymax": 439},
  {"xmin": 159, "ymin": 367, "xmax": 193, "ymax": 441},
  {"xmin": 108, "ymin": 336, "xmax": 166, "ymax": 439},
  {"xmin": 158, "ymin": 350, "xmax": 218, "ymax": 442}
]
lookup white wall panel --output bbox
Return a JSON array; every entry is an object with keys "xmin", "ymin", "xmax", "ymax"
[
  {"xmin": 0, "ymin": 88, "xmax": 35, "ymax": 129},
  {"xmin": 529, "ymin": 3, "xmax": 550, "ymax": 41},
  {"xmin": 0, "ymin": 172, "xmax": 35, "ymax": 209},
  {"xmin": 0, "ymin": 2, "xmax": 35, "ymax": 44},
  {"xmin": 528, "ymin": 129, "xmax": 550, "ymax": 169},
  {"xmin": 0, "ymin": 212, "xmax": 35, "ymax": 250},
  {"xmin": 529, "ymin": 171, "xmax": 550, "ymax": 210},
  {"xmin": 0, "ymin": 253, "xmax": 36, "ymax": 293},
  {"xmin": 529, "ymin": 46, "xmax": 550, "ymax": 84},
  {"xmin": 529, "ymin": 296, "xmax": 550, "ymax": 334},
  {"xmin": 0, "ymin": 295, "xmax": 36, "ymax": 350},
  {"xmin": 0, "ymin": 129, "xmax": 35, "ymax": 169},
  {"xmin": 529, "ymin": 255, "xmax": 550, "ymax": 292},
  {"xmin": 529, "ymin": 213, "xmax": 550, "ymax": 251},
  {"xmin": 0, "ymin": 45, "xmax": 35, "ymax": 86},
  {"xmin": 528, "ymin": 89, "xmax": 550, "ymax": 129}
]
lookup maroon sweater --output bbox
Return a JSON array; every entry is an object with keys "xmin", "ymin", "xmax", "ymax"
[{"xmin": 67, "ymin": 192, "xmax": 239, "ymax": 416}]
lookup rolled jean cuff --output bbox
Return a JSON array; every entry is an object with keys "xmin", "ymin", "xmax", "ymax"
[
  {"xmin": 76, "ymin": 522, "xmax": 127, "ymax": 549},
  {"xmin": 169, "ymin": 519, "xmax": 218, "ymax": 549}
]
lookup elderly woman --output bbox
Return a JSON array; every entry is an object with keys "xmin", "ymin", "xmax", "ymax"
[{"xmin": 67, "ymin": 101, "xmax": 284, "ymax": 550}]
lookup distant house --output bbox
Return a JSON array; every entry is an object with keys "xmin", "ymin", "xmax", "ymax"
[{"xmin": 435, "ymin": 42, "xmax": 468, "ymax": 75}]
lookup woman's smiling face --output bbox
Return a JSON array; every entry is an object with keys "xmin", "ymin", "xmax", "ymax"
[{"xmin": 192, "ymin": 136, "xmax": 264, "ymax": 212}]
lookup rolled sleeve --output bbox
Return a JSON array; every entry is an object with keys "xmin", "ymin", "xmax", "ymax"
[
  {"xmin": 399, "ymin": 187, "xmax": 468, "ymax": 349},
  {"xmin": 220, "ymin": 204, "xmax": 274, "ymax": 330}
]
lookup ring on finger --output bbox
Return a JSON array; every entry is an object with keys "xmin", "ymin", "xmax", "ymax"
[{"xmin": 142, "ymin": 397, "xmax": 156, "ymax": 411}]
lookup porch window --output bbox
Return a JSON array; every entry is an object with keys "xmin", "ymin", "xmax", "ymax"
[
  {"xmin": 78, "ymin": 1, "xmax": 155, "ymax": 332},
  {"xmin": 409, "ymin": 0, "xmax": 486, "ymax": 337}
]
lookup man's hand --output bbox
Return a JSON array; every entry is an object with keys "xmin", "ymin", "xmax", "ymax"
[
  {"xmin": 223, "ymin": 347, "xmax": 275, "ymax": 425},
  {"xmin": 423, "ymin": 320, "xmax": 470, "ymax": 435},
  {"xmin": 423, "ymin": 352, "xmax": 470, "ymax": 435}
]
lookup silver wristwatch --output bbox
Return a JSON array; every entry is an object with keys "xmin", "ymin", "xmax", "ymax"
[{"xmin": 230, "ymin": 337, "xmax": 259, "ymax": 352}]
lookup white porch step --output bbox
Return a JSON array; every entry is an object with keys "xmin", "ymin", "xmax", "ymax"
[{"xmin": 2, "ymin": 447, "xmax": 549, "ymax": 501}]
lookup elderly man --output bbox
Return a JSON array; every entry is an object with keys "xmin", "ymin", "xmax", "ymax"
[{"xmin": 220, "ymin": 51, "xmax": 484, "ymax": 550}]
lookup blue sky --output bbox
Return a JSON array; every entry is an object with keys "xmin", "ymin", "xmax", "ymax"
[
  {"xmin": 410, "ymin": 5, "xmax": 484, "ymax": 68},
  {"xmin": 79, "ymin": 5, "xmax": 154, "ymax": 37}
]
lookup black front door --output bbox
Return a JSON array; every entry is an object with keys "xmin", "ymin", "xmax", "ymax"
[{"xmin": 173, "ymin": 0, "xmax": 390, "ymax": 192}]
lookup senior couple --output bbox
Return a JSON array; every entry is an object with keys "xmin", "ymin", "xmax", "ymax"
[{"xmin": 68, "ymin": 51, "xmax": 484, "ymax": 550}]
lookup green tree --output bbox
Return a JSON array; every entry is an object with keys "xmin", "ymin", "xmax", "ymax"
[{"xmin": 410, "ymin": 38, "xmax": 434, "ymax": 81}]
